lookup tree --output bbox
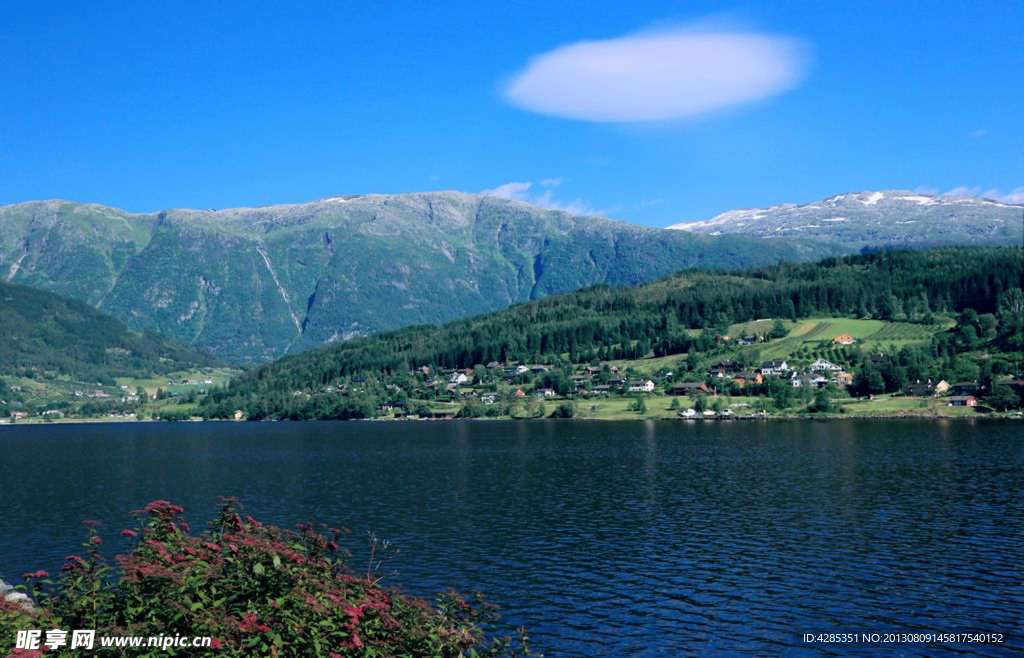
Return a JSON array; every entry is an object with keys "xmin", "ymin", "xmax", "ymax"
[
  {"xmin": 693, "ymin": 394, "xmax": 707, "ymax": 412},
  {"xmin": 550, "ymin": 402, "xmax": 576, "ymax": 418},
  {"xmin": 985, "ymin": 384, "xmax": 1021, "ymax": 411},
  {"xmin": 632, "ymin": 396, "xmax": 647, "ymax": 414},
  {"xmin": 668, "ymin": 397, "xmax": 680, "ymax": 411},
  {"xmin": 853, "ymin": 366, "xmax": 885, "ymax": 396},
  {"xmin": 770, "ymin": 379, "xmax": 795, "ymax": 409},
  {"xmin": 809, "ymin": 390, "xmax": 833, "ymax": 413},
  {"xmin": 998, "ymin": 288, "xmax": 1024, "ymax": 350}
]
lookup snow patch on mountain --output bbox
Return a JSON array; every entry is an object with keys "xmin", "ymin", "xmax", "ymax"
[{"xmin": 667, "ymin": 190, "xmax": 1022, "ymax": 247}]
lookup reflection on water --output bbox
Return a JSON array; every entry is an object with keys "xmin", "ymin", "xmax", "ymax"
[{"xmin": 1, "ymin": 420, "xmax": 1022, "ymax": 655}]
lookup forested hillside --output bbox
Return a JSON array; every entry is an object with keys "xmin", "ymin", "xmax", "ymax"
[
  {"xmin": 201, "ymin": 247, "xmax": 1023, "ymax": 419},
  {"xmin": 0, "ymin": 280, "xmax": 219, "ymax": 384}
]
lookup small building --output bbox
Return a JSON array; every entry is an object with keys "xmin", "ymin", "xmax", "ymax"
[
  {"xmin": 832, "ymin": 372, "xmax": 854, "ymax": 387},
  {"xmin": 948, "ymin": 396, "xmax": 978, "ymax": 407},
  {"xmin": 628, "ymin": 380, "xmax": 655, "ymax": 393},
  {"xmin": 904, "ymin": 379, "xmax": 936, "ymax": 397},
  {"xmin": 449, "ymin": 373, "xmax": 469, "ymax": 385},
  {"xmin": 952, "ymin": 382, "xmax": 981, "ymax": 396},
  {"xmin": 760, "ymin": 360, "xmax": 789, "ymax": 376},
  {"xmin": 708, "ymin": 360, "xmax": 739, "ymax": 378},
  {"xmin": 810, "ymin": 358, "xmax": 843, "ymax": 372},
  {"xmin": 731, "ymin": 372, "xmax": 762, "ymax": 388},
  {"xmin": 669, "ymin": 382, "xmax": 710, "ymax": 396},
  {"xmin": 833, "ymin": 333, "xmax": 856, "ymax": 345},
  {"xmin": 537, "ymin": 388, "xmax": 556, "ymax": 398}
]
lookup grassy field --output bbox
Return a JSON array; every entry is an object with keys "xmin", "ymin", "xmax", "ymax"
[
  {"xmin": 726, "ymin": 319, "xmax": 777, "ymax": 338},
  {"xmin": 837, "ymin": 393, "xmax": 979, "ymax": 417},
  {"xmin": 751, "ymin": 317, "xmax": 948, "ymax": 361},
  {"xmin": 604, "ymin": 354, "xmax": 687, "ymax": 375},
  {"xmin": 757, "ymin": 318, "xmax": 885, "ymax": 359},
  {"xmin": 115, "ymin": 367, "xmax": 240, "ymax": 396}
]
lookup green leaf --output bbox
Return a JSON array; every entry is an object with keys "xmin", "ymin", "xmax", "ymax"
[{"xmin": 253, "ymin": 562, "xmax": 265, "ymax": 575}]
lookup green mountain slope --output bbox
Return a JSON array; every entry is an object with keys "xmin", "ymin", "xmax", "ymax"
[
  {"xmin": 0, "ymin": 194, "xmax": 845, "ymax": 364},
  {"xmin": 0, "ymin": 280, "xmax": 219, "ymax": 385},
  {"xmin": 201, "ymin": 247, "xmax": 1023, "ymax": 418}
]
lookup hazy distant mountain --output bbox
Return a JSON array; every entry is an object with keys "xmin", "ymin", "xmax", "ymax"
[
  {"xmin": 669, "ymin": 190, "xmax": 1023, "ymax": 248},
  {"xmin": 0, "ymin": 193, "xmax": 840, "ymax": 364}
]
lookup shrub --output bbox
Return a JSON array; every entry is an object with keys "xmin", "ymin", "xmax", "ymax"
[
  {"xmin": 548, "ymin": 402, "xmax": 575, "ymax": 419},
  {"xmin": 1, "ymin": 500, "xmax": 531, "ymax": 656}
]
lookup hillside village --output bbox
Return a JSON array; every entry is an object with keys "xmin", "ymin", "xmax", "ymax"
[{"xmin": 232, "ymin": 314, "xmax": 1022, "ymax": 422}]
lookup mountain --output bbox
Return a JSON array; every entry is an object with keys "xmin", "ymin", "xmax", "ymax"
[
  {"xmin": 0, "ymin": 193, "xmax": 842, "ymax": 364},
  {"xmin": 668, "ymin": 190, "xmax": 1024, "ymax": 248},
  {"xmin": 199, "ymin": 246, "xmax": 1023, "ymax": 420},
  {"xmin": 0, "ymin": 280, "xmax": 219, "ymax": 385}
]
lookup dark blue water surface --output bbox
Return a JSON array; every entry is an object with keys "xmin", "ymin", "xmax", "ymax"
[{"xmin": 1, "ymin": 420, "xmax": 1022, "ymax": 655}]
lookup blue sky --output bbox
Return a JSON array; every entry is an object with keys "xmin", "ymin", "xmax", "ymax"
[{"xmin": 1, "ymin": 0, "xmax": 1021, "ymax": 226}]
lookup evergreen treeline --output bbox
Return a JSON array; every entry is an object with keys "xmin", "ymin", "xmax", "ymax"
[{"xmin": 202, "ymin": 247, "xmax": 1022, "ymax": 418}]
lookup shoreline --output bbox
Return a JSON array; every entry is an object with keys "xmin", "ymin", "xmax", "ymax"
[{"xmin": 2, "ymin": 413, "xmax": 1020, "ymax": 427}]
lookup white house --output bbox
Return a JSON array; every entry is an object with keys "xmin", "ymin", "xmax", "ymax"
[
  {"xmin": 760, "ymin": 360, "xmax": 789, "ymax": 376},
  {"xmin": 809, "ymin": 374, "xmax": 829, "ymax": 388},
  {"xmin": 628, "ymin": 380, "xmax": 655, "ymax": 393},
  {"xmin": 537, "ymin": 388, "xmax": 556, "ymax": 398},
  {"xmin": 810, "ymin": 359, "xmax": 843, "ymax": 372},
  {"xmin": 449, "ymin": 373, "xmax": 469, "ymax": 385}
]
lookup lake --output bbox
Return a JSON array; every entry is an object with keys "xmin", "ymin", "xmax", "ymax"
[{"xmin": 1, "ymin": 420, "xmax": 1022, "ymax": 655}]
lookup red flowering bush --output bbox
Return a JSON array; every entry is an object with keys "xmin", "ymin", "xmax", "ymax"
[{"xmin": 1, "ymin": 499, "xmax": 533, "ymax": 656}]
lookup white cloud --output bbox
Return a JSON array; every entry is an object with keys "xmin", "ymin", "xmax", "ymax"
[
  {"xmin": 934, "ymin": 185, "xmax": 1024, "ymax": 204},
  {"xmin": 502, "ymin": 23, "xmax": 808, "ymax": 122},
  {"xmin": 968, "ymin": 128, "xmax": 988, "ymax": 139},
  {"xmin": 480, "ymin": 181, "xmax": 533, "ymax": 199},
  {"xmin": 480, "ymin": 180, "xmax": 597, "ymax": 215}
]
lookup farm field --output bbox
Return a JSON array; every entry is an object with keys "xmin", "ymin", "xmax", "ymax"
[{"xmin": 756, "ymin": 317, "xmax": 946, "ymax": 360}]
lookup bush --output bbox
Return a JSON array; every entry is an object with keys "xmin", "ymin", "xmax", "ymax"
[
  {"xmin": 548, "ymin": 402, "xmax": 575, "ymax": 419},
  {"xmin": 1, "ymin": 500, "xmax": 531, "ymax": 656}
]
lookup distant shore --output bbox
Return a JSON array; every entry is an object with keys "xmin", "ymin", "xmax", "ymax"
[{"xmin": 2, "ymin": 412, "xmax": 1020, "ymax": 426}]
